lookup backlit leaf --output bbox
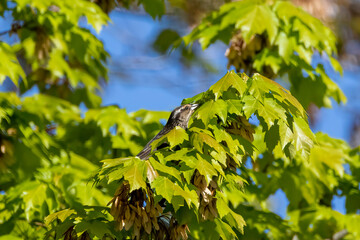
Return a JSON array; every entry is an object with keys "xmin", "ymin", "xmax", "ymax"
[
  {"xmin": 209, "ymin": 71, "xmax": 247, "ymax": 100},
  {"xmin": 196, "ymin": 99, "xmax": 228, "ymax": 126}
]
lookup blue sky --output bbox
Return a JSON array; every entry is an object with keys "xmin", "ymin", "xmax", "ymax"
[{"xmin": 100, "ymin": 11, "xmax": 228, "ymax": 110}]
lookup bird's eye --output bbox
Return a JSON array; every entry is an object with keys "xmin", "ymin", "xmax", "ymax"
[{"xmin": 184, "ymin": 106, "xmax": 189, "ymax": 110}]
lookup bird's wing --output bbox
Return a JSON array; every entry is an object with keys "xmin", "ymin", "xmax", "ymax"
[{"xmin": 136, "ymin": 127, "xmax": 172, "ymax": 160}]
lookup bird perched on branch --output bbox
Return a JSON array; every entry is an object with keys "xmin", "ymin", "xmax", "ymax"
[{"xmin": 137, "ymin": 103, "xmax": 199, "ymax": 160}]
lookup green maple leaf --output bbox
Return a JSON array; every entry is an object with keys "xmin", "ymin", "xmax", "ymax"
[
  {"xmin": 191, "ymin": 130, "xmax": 227, "ymax": 165},
  {"xmin": 292, "ymin": 117, "xmax": 314, "ymax": 160},
  {"xmin": 242, "ymin": 95, "xmax": 260, "ymax": 118},
  {"xmin": 75, "ymin": 221, "xmax": 113, "ymax": 239},
  {"xmin": 214, "ymin": 219, "xmax": 237, "ymax": 240},
  {"xmin": 256, "ymin": 100, "xmax": 279, "ymax": 128},
  {"xmin": 150, "ymin": 126, "xmax": 189, "ymax": 152},
  {"xmin": 279, "ymin": 121, "xmax": 294, "ymax": 149},
  {"xmin": 211, "ymin": 126, "xmax": 239, "ymax": 156},
  {"xmin": 152, "ymin": 176, "xmax": 198, "ymax": 209},
  {"xmin": 149, "ymin": 157, "xmax": 182, "ymax": 182},
  {"xmin": 195, "ymin": 154, "xmax": 218, "ymax": 183},
  {"xmin": 123, "ymin": 158, "xmax": 147, "ymax": 191},
  {"xmin": 166, "ymin": 126, "xmax": 189, "ymax": 148},
  {"xmin": 142, "ymin": 0, "xmax": 165, "ymax": 19},
  {"xmin": 235, "ymin": 3, "xmax": 279, "ymax": 43},
  {"xmin": 45, "ymin": 209, "xmax": 76, "ymax": 225},
  {"xmin": 226, "ymin": 99, "xmax": 243, "ymax": 115},
  {"xmin": 209, "ymin": 71, "xmax": 247, "ymax": 100},
  {"xmin": 253, "ymin": 74, "xmax": 307, "ymax": 118},
  {"xmin": 217, "ymin": 193, "xmax": 246, "ymax": 233},
  {"xmin": 196, "ymin": 99, "xmax": 228, "ymax": 126},
  {"xmin": 275, "ymin": 31, "xmax": 297, "ymax": 62}
]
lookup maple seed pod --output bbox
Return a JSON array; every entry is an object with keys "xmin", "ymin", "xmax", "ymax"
[
  {"xmin": 142, "ymin": 209, "xmax": 149, "ymax": 224},
  {"xmin": 225, "ymin": 116, "xmax": 255, "ymax": 142},
  {"xmin": 192, "ymin": 172, "xmax": 219, "ymax": 221},
  {"xmin": 192, "ymin": 170, "xmax": 208, "ymax": 192},
  {"xmin": 134, "ymin": 215, "xmax": 141, "ymax": 227},
  {"xmin": 124, "ymin": 216, "xmax": 134, "ymax": 231},
  {"xmin": 225, "ymin": 32, "xmax": 270, "ymax": 76},
  {"xmin": 209, "ymin": 198, "xmax": 218, "ymax": 217},
  {"xmin": 125, "ymin": 205, "xmax": 130, "ymax": 219},
  {"xmin": 209, "ymin": 180, "xmax": 218, "ymax": 189},
  {"xmin": 110, "ymin": 183, "xmax": 162, "ymax": 238},
  {"xmin": 63, "ymin": 226, "xmax": 91, "ymax": 240},
  {"xmin": 152, "ymin": 216, "xmax": 160, "ymax": 230},
  {"xmin": 155, "ymin": 203, "xmax": 163, "ymax": 214},
  {"xmin": 169, "ymin": 216, "xmax": 189, "ymax": 240},
  {"xmin": 133, "ymin": 225, "xmax": 141, "ymax": 239},
  {"xmin": 226, "ymin": 155, "xmax": 238, "ymax": 171},
  {"xmin": 144, "ymin": 220, "xmax": 152, "ymax": 234}
]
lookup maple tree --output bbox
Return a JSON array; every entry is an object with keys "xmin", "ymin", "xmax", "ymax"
[{"xmin": 0, "ymin": 0, "xmax": 359, "ymax": 240}]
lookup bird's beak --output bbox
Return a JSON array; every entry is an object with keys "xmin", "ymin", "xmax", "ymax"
[{"xmin": 190, "ymin": 103, "xmax": 199, "ymax": 110}]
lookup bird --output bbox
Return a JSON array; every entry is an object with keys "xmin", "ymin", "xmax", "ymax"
[{"xmin": 136, "ymin": 103, "xmax": 199, "ymax": 160}]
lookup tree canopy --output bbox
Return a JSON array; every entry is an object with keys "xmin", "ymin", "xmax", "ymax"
[{"xmin": 0, "ymin": 0, "xmax": 359, "ymax": 240}]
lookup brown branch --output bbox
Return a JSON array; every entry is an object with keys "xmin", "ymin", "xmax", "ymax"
[
  {"xmin": 332, "ymin": 230, "xmax": 348, "ymax": 240},
  {"xmin": 323, "ymin": 229, "xmax": 349, "ymax": 240},
  {"xmin": 34, "ymin": 221, "xmax": 46, "ymax": 227},
  {"xmin": 293, "ymin": 229, "xmax": 348, "ymax": 240},
  {"xmin": 0, "ymin": 23, "xmax": 23, "ymax": 37},
  {"xmin": 0, "ymin": 29, "xmax": 11, "ymax": 36}
]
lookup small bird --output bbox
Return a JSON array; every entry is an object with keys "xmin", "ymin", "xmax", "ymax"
[{"xmin": 137, "ymin": 103, "xmax": 199, "ymax": 160}]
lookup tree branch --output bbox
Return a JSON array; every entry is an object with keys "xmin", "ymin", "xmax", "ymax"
[
  {"xmin": 0, "ymin": 29, "xmax": 11, "ymax": 36},
  {"xmin": 332, "ymin": 230, "xmax": 348, "ymax": 240},
  {"xmin": 324, "ymin": 229, "xmax": 349, "ymax": 240}
]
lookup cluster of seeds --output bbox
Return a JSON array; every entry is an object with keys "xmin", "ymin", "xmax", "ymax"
[
  {"xmin": 109, "ymin": 182, "xmax": 163, "ymax": 239},
  {"xmin": 192, "ymin": 170, "xmax": 218, "ymax": 221},
  {"xmin": 63, "ymin": 226, "xmax": 91, "ymax": 240},
  {"xmin": 168, "ymin": 217, "xmax": 190, "ymax": 240},
  {"xmin": 226, "ymin": 116, "xmax": 255, "ymax": 142},
  {"xmin": 225, "ymin": 33, "xmax": 262, "ymax": 70},
  {"xmin": 225, "ymin": 32, "xmax": 274, "ymax": 77}
]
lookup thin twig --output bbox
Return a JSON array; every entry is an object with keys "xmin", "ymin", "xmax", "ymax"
[
  {"xmin": 324, "ymin": 229, "xmax": 349, "ymax": 240},
  {"xmin": 0, "ymin": 29, "xmax": 11, "ymax": 36}
]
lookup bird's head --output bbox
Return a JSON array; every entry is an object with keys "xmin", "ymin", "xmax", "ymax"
[{"xmin": 166, "ymin": 103, "xmax": 199, "ymax": 129}]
